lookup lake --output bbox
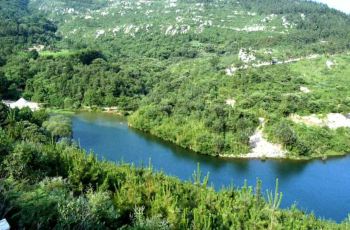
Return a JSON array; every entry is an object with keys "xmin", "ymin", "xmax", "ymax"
[{"xmin": 72, "ymin": 112, "xmax": 350, "ymax": 222}]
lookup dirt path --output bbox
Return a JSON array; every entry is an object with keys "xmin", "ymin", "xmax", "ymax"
[{"xmin": 226, "ymin": 54, "xmax": 320, "ymax": 76}]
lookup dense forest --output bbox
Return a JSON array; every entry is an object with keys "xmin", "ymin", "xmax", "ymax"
[
  {"xmin": 1, "ymin": 0, "xmax": 350, "ymax": 158},
  {"xmin": 1, "ymin": 103, "xmax": 350, "ymax": 229},
  {"xmin": 0, "ymin": 0, "xmax": 57, "ymax": 58}
]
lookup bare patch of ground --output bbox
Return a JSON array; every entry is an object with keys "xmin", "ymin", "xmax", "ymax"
[
  {"xmin": 241, "ymin": 118, "xmax": 286, "ymax": 159},
  {"xmin": 242, "ymin": 129, "xmax": 286, "ymax": 158},
  {"xmin": 290, "ymin": 113, "xmax": 350, "ymax": 129}
]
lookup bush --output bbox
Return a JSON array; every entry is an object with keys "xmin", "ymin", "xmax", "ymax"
[
  {"xmin": 76, "ymin": 50, "xmax": 105, "ymax": 65},
  {"xmin": 0, "ymin": 129, "xmax": 11, "ymax": 163},
  {"xmin": 275, "ymin": 121, "xmax": 298, "ymax": 147},
  {"xmin": 3, "ymin": 143, "xmax": 56, "ymax": 180}
]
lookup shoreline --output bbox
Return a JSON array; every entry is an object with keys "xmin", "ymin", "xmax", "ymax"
[
  {"xmin": 51, "ymin": 108, "xmax": 348, "ymax": 162},
  {"xmin": 217, "ymin": 152, "xmax": 347, "ymax": 162},
  {"xmin": 129, "ymin": 121, "xmax": 348, "ymax": 162}
]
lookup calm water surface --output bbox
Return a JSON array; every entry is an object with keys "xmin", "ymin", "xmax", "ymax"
[{"xmin": 72, "ymin": 112, "xmax": 350, "ymax": 222}]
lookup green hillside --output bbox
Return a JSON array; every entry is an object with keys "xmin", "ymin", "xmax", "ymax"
[
  {"xmin": 29, "ymin": 0, "xmax": 350, "ymax": 59},
  {"xmin": 1, "ymin": 0, "xmax": 350, "ymax": 159},
  {"xmin": 1, "ymin": 0, "xmax": 350, "ymax": 228}
]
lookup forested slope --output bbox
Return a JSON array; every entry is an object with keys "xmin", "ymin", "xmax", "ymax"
[
  {"xmin": 1, "ymin": 0, "xmax": 350, "ymax": 158},
  {"xmin": 0, "ymin": 0, "xmax": 57, "ymax": 58},
  {"xmin": 1, "ymin": 1, "xmax": 350, "ymax": 228},
  {"xmin": 0, "ymin": 0, "xmax": 58, "ymax": 99}
]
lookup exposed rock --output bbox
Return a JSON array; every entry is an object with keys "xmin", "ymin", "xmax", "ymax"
[
  {"xmin": 290, "ymin": 114, "xmax": 324, "ymax": 126},
  {"xmin": 239, "ymin": 118, "xmax": 286, "ymax": 158},
  {"xmin": 290, "ymin": 113, "xmax": 350, "ymax": 129},
  {"xmin": 243, "ymin": 130, "xmax": 286, "ymax": 158},
  {"xmin": 240, "ymin": 25, "xmax": 266, "ymax": 32},
  {"xmin": 29, "ymin": 44, "xmax": 45, "ymax": 52},
  {"xmin": 258, "ymin": 117, "xmax": 265, "ymax": 124},
  {"xmin": 282, "ymin": 16, "xmax": 295, "ymax": 29},
  {"xmin": 326, "ymin": 60, "xmax": 335, "ymax": 69},
  {"xmin": 326, "ymin": 113, "xmax": 350, "ymax": 129},
  {"xmin": 300, "ymin": 86, "xmax": 311, "ymax": 93},
  {"xmin": 261, "ymin": 14, "xmax": 276, "ymax": 23},
  {"xmin": 226, "ymin": 53, "xmax": 320, "ymax": 76},
  {"xmin": 95, "ymin": 29, "xmax": 105, "ymax": 38},
  {"xmin": 225, "ymin": 67, "xmax": 237, "ymax": 76},
  {"xmin": 238, "ymin": 48, "xmax": 256, "ymax": 63},
  {"xmin": 225, "ymin": 98, "xmax": 236, "ymax": 107}
]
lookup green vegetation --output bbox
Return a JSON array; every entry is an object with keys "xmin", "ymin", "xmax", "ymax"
[
  {"xmin": 1, "ymin": 104, "xmax": 350, "ymax": 229},
  {"xmin": 129, "ymin": 55, "xmax": 350, "ymax": 158},
  {"xmin": 0, "ymin": 0, "xmax": 58, "ymax": 59},
  {"xmin": 43, "ymin": 115, "xmax": 72, "ymax": 140},
  {"xmin": 1, "ymin": 0, "xmax": 350, "ymax": 228},
  {"xmin": 1, "ymin": 0, "xmax": 350, "ymax": 159},
  {"xmin": 30, "ymin": 0, "xmax": 350, "ymax": 58}
]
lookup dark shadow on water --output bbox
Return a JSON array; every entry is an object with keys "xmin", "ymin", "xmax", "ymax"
[
  {"xmin": 129, "ymin": 122, "xmax": 244, "ymax": 170},
  {"xmin": 272, "ymin": 160, "xmax": 308, "ymax": 180},
  {"xmin": 227, "ymin": 158, "xmax": 250, "ymax": 173}
]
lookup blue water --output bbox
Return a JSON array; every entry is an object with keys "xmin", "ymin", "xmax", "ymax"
[{"xmin": 73, "ymin": 112, "xmax": 350, "ymax": 222}]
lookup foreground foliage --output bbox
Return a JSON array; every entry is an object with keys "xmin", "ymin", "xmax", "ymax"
[{"xmin": 0, "ymin": 105, "xmax": 349, "ymax": 229}]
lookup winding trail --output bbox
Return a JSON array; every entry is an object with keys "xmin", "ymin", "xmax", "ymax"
[{"xmin": 226, "ymin": 54, "xmax": 320, "ymax": 75}]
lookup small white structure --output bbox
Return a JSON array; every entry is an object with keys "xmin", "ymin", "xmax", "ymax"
[
  {"xmin": 0, "ymin": 219, "xmax": 10, "ymax": 230},
  {"xmin": 2, "ymin": 98, "xmax": 40, "ymax": 111}
]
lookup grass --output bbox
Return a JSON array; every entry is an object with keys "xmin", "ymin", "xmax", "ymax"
[
  {"xmin": 290, "ymin": 54, "xmax": 350, "ymax": 114},
  {"xmin": 39, "ymin": 49, "xmax": 75, "ymax": 58},
  {"xmin": 45, "ymin": 108, "xmax": 76, "ymax": 115}
]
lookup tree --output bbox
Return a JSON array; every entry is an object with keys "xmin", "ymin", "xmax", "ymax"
[
  {"xmin": 0, "ymin": 72, "xmax": 8, "ymax": 99},
  {"xmin": 0, "ymin": 129, "xmax": 11, "ymax": 162},
  {"xmin": 43, "ymin": 115, "xmax": 72, "ymax": 140},
  {"xmin": 76, "ymin": 50, "xmax": 104, "ymax": 65},
  {"xmin": 209, "ymin": 56, "xmax": 220, "ymax": 70},
  {"xmin": 0, "ymin": 102, "xmax": 9, "ymax": 127},
  {"xmin": 28, "ymin": 50, "xmax": 39, "ymax": 60}
]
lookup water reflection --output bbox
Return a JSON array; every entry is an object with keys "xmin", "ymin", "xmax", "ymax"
[{"xmin": 272, "ymin": 161, "xmax": 308, "ymax": 180}]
